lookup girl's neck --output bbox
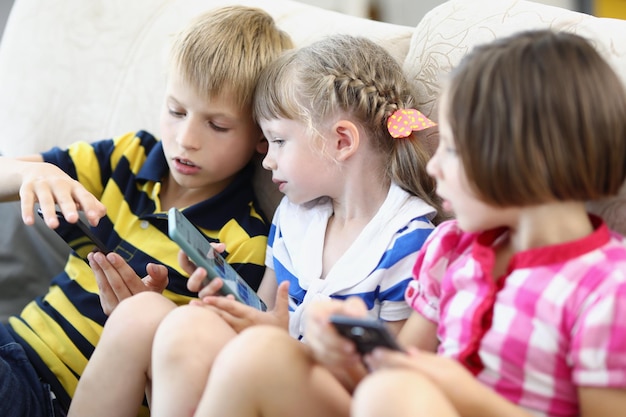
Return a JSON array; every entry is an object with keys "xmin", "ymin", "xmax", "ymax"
[
  {"xmin": 504, "ymin": 201, "xmax": 593, "ymax": 252},
  {"xmin": 330, "ymin": 176, "xmax": 391, "ymax": 223},
  {"xmin": 491, "ymin": 201, "xmax": 592, "ymax": 279},
  {"xmin": 320, "ymin": 175, "xmax": 391, "ymax": 280}
]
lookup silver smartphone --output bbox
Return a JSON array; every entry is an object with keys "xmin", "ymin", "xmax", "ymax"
[{"xmin": 167, "ymin": 207, "xmax": 267, "ymax": 311}]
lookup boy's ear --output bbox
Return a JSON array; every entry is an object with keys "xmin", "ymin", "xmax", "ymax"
[
  {"xmin": 256, "ymin": 134, "xmax": 268, "ymax": 154},
  {"xmin": 332, "ymin": 120, "xmax": 359, "ymax": 161}
]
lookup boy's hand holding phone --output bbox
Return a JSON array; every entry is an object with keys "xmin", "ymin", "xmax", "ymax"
[
  {"xmin": 36, "ymin": 208, "xmax": 109, "ymax": 262},
  {"xmin": 89, "ymin": 252, "xmax": 169, "ymax": 315},
  {"xmin": 18, "ymin": 159, "xmax": 106, "ymax": 227}
]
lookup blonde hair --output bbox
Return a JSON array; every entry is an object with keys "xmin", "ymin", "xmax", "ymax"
[
  {"xmin": 170, "ymin": 6, "xmax": 293, "ymax": 110},
  {"xmin": 255, "ymin": 35, "xmax": 442, "ymax": 222}
]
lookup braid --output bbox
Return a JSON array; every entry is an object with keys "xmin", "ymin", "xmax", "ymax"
[
  {"xmin": 326, "ymin": 67, "xmax": 404, "ymax": 139},
  {"xmin": 254, "ymin": 35, "xmax": 444, "ymax": 222}
]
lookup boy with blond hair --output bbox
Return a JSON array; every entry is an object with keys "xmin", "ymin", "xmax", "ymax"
[{"xmin": 0, "ymin": 6, "xmax": 292, "ymax": 416}]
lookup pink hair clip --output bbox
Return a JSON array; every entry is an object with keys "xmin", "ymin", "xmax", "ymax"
[{"xmin": 387, "ymin": 108, "xmax": 436, "ymax": 139}]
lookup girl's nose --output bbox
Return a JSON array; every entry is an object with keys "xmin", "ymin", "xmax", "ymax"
[
  {"xmin": 262, "ymin": 152, "xmax": 276, "ymax": 171},
  {"xmin": 426, "ymin": 150, "xmax": 440, "ymax": 179}
]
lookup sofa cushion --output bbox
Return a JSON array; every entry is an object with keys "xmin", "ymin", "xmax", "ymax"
[{"xmin": 404, "ymin": 0, "xmax": 626, "ymax": 120}]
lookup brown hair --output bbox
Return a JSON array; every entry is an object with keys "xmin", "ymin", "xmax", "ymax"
[
  {"xmin": 170, "ymin": 6, "xmax": 293, "ymax": 110},
  {"xmin": 254, "ymin": 35, "xmax": 443, "ymax": 222},
  {"xmin": 445, "ymin": 29, "xmax": 626, "ymax": 206}
]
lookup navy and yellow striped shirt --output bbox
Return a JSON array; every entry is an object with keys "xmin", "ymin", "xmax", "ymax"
[{"xmin": 5, "ymin": 130, "xmax": 268, "ymax": 411}]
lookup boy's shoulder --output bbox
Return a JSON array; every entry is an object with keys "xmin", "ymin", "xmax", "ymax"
[{"xmin": 111, "ymin": 130, "xmax": 159, "ymax": 148}]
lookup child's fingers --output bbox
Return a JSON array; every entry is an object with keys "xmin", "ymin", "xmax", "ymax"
[
  {"xmin": 71, "ymin": 187, "xmax": 106, "ymax": 226},
  {"xmin": 202, "ymin": 295, "xmax": 248, "ymax": 316},
  {"xmin": 271, "ymin": 281, "xmax": 290, "ymax": 312},
  {"xmin": 186, "ymin": 266, "xmax": 208, "ymax": 293},
  {"xmin": 177, "ymin": 250, "xmax": 197, "ymax": 274},
  {"xmin": 196, "ymin": 276, "xmax": 223, "ymax": 297},
  {"xmin": 144, "ymin": 263, "xmax": 169, "ymax": 293},
  {"xmin": 209, "ymin": 242, "xmax": 226, "ymax": 254}
]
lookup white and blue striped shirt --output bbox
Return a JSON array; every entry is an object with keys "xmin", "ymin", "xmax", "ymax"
[{"xmin": 266, "ymin": 182, "xmax": 437, "ymax": 339}]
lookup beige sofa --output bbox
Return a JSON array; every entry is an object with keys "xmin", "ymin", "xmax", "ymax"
[{"xmin": 0, "ymin": 0, "xmax": 625, "ymax": 321}]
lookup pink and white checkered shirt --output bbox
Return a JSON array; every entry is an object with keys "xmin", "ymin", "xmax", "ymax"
[{"xmin": 405, "ymin": 217, "xmax": 626, "ymax": 417}]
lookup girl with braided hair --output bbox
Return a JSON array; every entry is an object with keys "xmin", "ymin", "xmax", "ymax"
[{"xmin": 68, "ymin": 34, "xmax": 441, "ymax": 417}]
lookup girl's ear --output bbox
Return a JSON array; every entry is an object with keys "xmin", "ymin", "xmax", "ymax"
[
  {"xmin": 332, "ymin": 120, "xmax": 359, "ymax": 161},
  {"xmin": 256, "ymin": 134, "xmax": 269, "ymax": 154}
]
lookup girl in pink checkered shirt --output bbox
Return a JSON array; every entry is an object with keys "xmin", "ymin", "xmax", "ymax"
[
  {"xmin": 351, "ymin": 29, "xmax": 626, "ymax": 417},
  {"xmin": 193, "ymin": 30, "xmax": 626, "ymax": 417}
]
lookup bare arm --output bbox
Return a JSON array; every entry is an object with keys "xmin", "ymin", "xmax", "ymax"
[
  {"xmin": 579, "ymin": 386, "xmax": 626, "ymax": 417},
  {"xmin": 397, "ymin": 311, "xmax": 438, "ymax": 352},
  {"xmin": 384, "ymin": 318, "xmax": 406, "ymax": 338},
  {"xmin": 256, "ymin": 267, "xmax": 278, "ymax": 309},
  {"xmin": 0, "ymin": 155, "xmax": 43, "ymax": 202},
  {"xmin": 434, "ymin": 380, "xmax": 626, "ymax": 417}
]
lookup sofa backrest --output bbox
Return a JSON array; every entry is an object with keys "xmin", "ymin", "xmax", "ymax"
[
  {"xmin": 404, "ymin": 0, "xmax": 626, "ymax": 120},
  {"xmin": 0, "ymin": 0, "xmax": 413, "ymax": 157}
]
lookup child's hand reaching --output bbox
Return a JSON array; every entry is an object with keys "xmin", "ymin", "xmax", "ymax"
[
  {"xmin": 88, "ymin": 251, "xmax": 169, "ymax": 315},
  {"xmin": 182, "ymin": 243, "xmax": 288, "ymax": 332},
  {"xmin": 18, "ymin": 160, "xmax": 106, "ymax": 227},
  {"xmin": 191, "ymin": 281, "xmax": 290, "ymax": 333}
]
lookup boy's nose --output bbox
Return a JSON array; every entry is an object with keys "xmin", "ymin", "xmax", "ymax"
[{"xmin": 177, "ymin": 123, "xmax": 201, "ymax": 150}]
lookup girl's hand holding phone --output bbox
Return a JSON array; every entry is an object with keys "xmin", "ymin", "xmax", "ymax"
[
  {"xmin": 305, "ymin": 298, "xmax": 370, "ymax": 368},
  {"xmin": 189, "ymin": 280, "xmax": 290, "ymax": 333}
]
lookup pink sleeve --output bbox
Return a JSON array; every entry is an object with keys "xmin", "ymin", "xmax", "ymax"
[
  {"xmin": 405, "ymin": 221, "xmax": 466, "ymax": 324},
  {"xmin": 570, "ymin": 275, "xmax": 626, "ymax": 388}
]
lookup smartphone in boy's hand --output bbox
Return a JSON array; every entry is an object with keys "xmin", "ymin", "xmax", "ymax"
[
  {"xmin": 329, "ymin": 315, "xmax": 403, "ymax": 355},
  {"xmin": 37, "ymin": 208, "xmax": 109, "ymax": 262}
]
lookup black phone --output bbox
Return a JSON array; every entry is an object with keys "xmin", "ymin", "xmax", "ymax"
[
  {"xmin": 37, "ymin": 208, "xmax": 109, "ymax": 262},
  {"xmin": 329, "ymin": 315, "xmax": 403, "ymax": 355}
]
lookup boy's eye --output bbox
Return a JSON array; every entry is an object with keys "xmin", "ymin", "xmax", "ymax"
[
  {"xmin": 168, "ymin": 108, "xmax": 185, "ymax": 117},
  {"xmin": 209, "ymin": 122, "xmax": 229, "ymax": 132}
]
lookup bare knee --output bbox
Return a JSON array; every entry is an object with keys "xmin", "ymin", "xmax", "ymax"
[
  {"xmin": 353, "ymin": 369, "xmax": 459, "ymax": 417},
  {"xmin": 152, "ymin": 304, "xmax": 237, "ymax": 367},
  {"xmin": 211, "ymin": 326, "xmax": 300, "ymax": 381},
  {"xmin": 103, "ymin": 291, "xmax": 176, "ymax": 343}
]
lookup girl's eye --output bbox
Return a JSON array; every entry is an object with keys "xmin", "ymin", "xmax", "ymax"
[
  {"xmin": 270, "ymin": 138, "xmax": 285, "ymax": 146},
  {"xmin": 446, "ymin": 147, "xmax": 457, "ymax": 155}
]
